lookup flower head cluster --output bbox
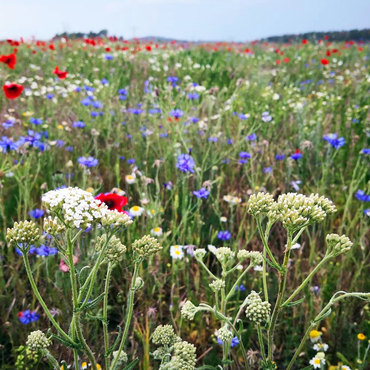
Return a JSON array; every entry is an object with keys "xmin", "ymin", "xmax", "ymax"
[
  {"xmin": 194, "ymin": 248, "xmax": 207, "ymax": 260},
  {"xmin": 43, "ymin": 216, "xmax": 66, "ymax": 234},
  {"xmin": 132, "ymin": 235, "xmax": 162, "ymax": 259},
  {"xmin": 247, "ymin": 192, "xmax": 275, "ymax": 216},
  {"xmin": 214, "ymin": 247, "xmax": 235, "ymax": 266},
  {"xmin": 181, "ymin": 300, "xmax": 198, "ymax": 321},
  {"xmin": 42, "ymin": 187, "xmax": 105, "ymax": 229},
  {"xmin": 209, "ymin": 279, "xmax": 225, "ymax": 292},
  {"xmin": 323, "ymin": 133, "xmax": 345, "ymax": 149},
  {"xmin": 237, "ymin": 250, "xmax": 263, "ymax": 266},
  {"xmin": 152, "ymin": 325, "xmax": 177, "ymax": 346},
  {"xmin": 163, "ymin": 341, "xmax": 197, "ymax": 370},
  {"xmin": 100, "ymin": 209, "xmax": 132, "ymax": 228},
  {"xmin": 96, "ymin": 234, "xmax": 127, "ymax": 264},
  {"xmin": 112, "ymin": 350, "xmax": 128, "ymax": 365},
  {"xmin": 215, "ymin": 325, "xmax": 233, "ymax": 343},
  {"xmin": 7, "ymin": 221, "xmax": 40, "ymax": 248},
  {"xmin": 326, "ymin": 233, "xmax": 353, "ymax": 256},
  {"xmin": 245, "ymin": 291, "xmax": 271, "ymax": 324},
  {"xmin": 268, "ymin": 193, "xmax": 336, "ymax": 231},
  {"xmin": 26, "ymin": 330, "xmax": 51, "ymax": 352}
]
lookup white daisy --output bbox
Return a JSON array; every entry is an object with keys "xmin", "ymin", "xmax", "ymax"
[{"xmin": 170, "ymin": 245, "xmax": 184, "ymax": 260}]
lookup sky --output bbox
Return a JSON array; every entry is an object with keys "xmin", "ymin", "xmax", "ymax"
[{"xmin": 0, "ymin": 0, "xmax": 369, "ymax": 41}]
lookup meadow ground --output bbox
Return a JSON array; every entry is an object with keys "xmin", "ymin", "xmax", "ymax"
[{"xmin": 0, "ymin": 37, "xmax": 369, "ymax": 369}]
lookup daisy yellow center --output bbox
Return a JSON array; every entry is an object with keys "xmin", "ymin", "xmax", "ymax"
[
  {"xmin": 154, "ymin": 227, "xmax": 161, "ymax": 232},
  {"xmin": 132, "ymin": 206, "xmax": 140, "ymax": 212},
  {"xmin": 314, "ymin": 359, "xmax": 320, "ymax": 364},
  {"xmin": 175, "ymin": 250, "xmax": 181, "ymax": 255},
  {"xmin": 309, "ymin": 330, "xmax": 321, "ymax": 338}
]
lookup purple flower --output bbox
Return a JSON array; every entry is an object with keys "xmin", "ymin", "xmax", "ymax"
[
  {"xmin": 2, "ymin": 119, "xmax": 15, "ymax": 129},
  {"xmin": 187, "ymin": 92, "xmax": 199, "ymax": 100},
  {"xmin": 262, "ymin": 111, "xmax": 272, "ymax": 122},
  {"xmin": 18, "ymin": 310, "xmax": 40, "ymax": 325},
  {"xmin": 127, "ymin": 158, "xmax": 135, "ymax": 164},
  {"xmin": 239, "ymin": 152, "xmax": 251, "ymax": 159},
  {"xmin": 263, "ymin": 166, "xmax": 272, "ymax": 173},
  {"xmin": 28, "ymin": 209, "xmax": 44, "ymax": 219},
  {"xmin": 35, "ymin": 245, "xmax": 58, "ymax": 256},
  {"xmin": 217, "ymin": 230, "xmax": 231, "ymax": 241},
  {"xmin": 30, "ymin": 118, "xmax": 43, "ymax": 125},
  {"xmin": 361, "ymin": 148, "xmax": 370, "ymax": 155},
  {"xmin": 323, "ymin": 133, "xmax": 346, "ymax": 149},
  {"xmin": 193, "ymin": 188, "xmax": 210, "ymax": 199},
  {"xmin": 245, "ymin": 133, "xmax": 257, "ymax": 141},
  {"xmin": 208, "ymin": 137, "xmax": 218, "ymax": 143},
  {"xmin": 176, "ymin": 154, "xmax": 195, "ymax": 173},
  {"xmin": 73, "ymin": 121, "xmax": 85, "ymax": 128},
  {"xmin": 290, "ymin": 151, "xmax": 302, "ymax": 160},
  {"xmin": 105, "ymin": 54, "xmax": 113, "ymax": 60},
  {"xmin": 355, "ymin": 190, "xmax": 370, "ymax": 202},
  {"xmin": 217, "ymin": 336, "xmax": 240, "ymax": 348},
  {"xmin": 170, "ymin": 109, "xmax": 184, "ymax": 119},
  {"xmin": 275, "ymin": 154, "xmax": 285, "ymax": 161},
  {"xmin": 78, "ymin": 156, "xmax": 98, "ymax": 167}
]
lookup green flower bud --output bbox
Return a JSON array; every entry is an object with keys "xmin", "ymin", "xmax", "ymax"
[
  {"xmin": 132, "ymin": 235, "xmax": 162, "ymax": 259},
  {"xmin": 152, "ymin": 325, "xmax": 177, "ymax": 346},
  {"xmin": 326, "ymin": 233, "xmax": 353, "ymax": 256},
  {"xmin": 245, "ymin": 291, "xmax": 271, "ymax": 324},
  {"xmin": 7, "ymin": 221, "xmax": 40, "ymax": 249},
  {"xmin": 26, "ymin": 330, "xmax": 51, "ymax": 352},
  {"xmin": 247, "ymin": 192, "xmax": 275, "ymax": 216},
  {"xmin": 181, "ymin": 300, "xmax": 198, "ymax": 321}
]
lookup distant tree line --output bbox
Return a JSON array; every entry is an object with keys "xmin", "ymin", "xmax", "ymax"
[
  {"xmin": 262, "ymin": 29, "xmax": 370, "ymax": 43},
  {"xmin": 54, "ymin": 29, "xmax": 109, "ymax": 39}
]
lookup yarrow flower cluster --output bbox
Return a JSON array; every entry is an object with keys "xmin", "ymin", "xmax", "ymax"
[
  {"xmin": 26, "ymin": 330, "xmax": 51, "ymax": 352},
  {"xmin": 215, "ymin": 325, "xmax": 233, "ymax": 343},
  {"xmin": 6, "ymin": 221, "xmax": 40, "ymax": 248},
  {"xmin": 163, "ymin": 340, "xmax": 197, "ymax": 370},
  {"xmin": 181, "ymin": 300, "xmax": 198, "ymax": 321},
  {"xmin": 267, "ymin": 193, "xmax": 336, "ymax": 231},
  {"xmin": 237, "ymin": 250, "xmax": 263, "ymax": 266},
  {"xmin": 152, "ymin": 325, "xmax": 177, "ymax": 346},
  {"xmin": 43, "ymin": 216, "xmax": 66, "ymax": 234},
  {"xmin": 326, "ymin": 233, "xmax": 353, "ymax": 256},
  {"xmin": 214, "ymin": 247, "xmax": 235, "ymax": 266},
  {"xmin": 42, "ymin": 187, "xmax": 105, "ymax": 229},
  {"xmin": 132, "ymin": 235, "xmax": 162, "ymax": 259},
  {"xmin": 95, "ymin": 235, "xmax": 127, "ymax": 264},
  {"xmin": 245, "ymin": 291, "xmax": 271, "ymax": 324},
  {"xmin": 247, "ymin": 192, "xmax": 275, "ymax": 216}
]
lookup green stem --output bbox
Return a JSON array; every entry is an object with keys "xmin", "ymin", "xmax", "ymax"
[
  {"xmin": 67, "ymin": 232, "xmax": 97, "ymax": 370},
  {"xmin": 41, "ymin": 349, "xmax": 60, "ymax": 369},
  {"xmin": 22, "ymin": 252, "xmax": 74, "ymax": 345},
  {"xmin": 262, "ymin": 223, "xmax": 272, "ymax": 302},
  {"xmin": 225, "ymin": 265, "xmax": 252, "ymax": 303},
  {"xmin": 110, "ymin": 262, "xmax": 139, "ymax": 370},
  {"xmin": 256, "ymin": 218, "xmax": 279, "ymax": 269},
  {"xmin": 282, "ymin": 256, "xmax": 330, "ymax": 307},
  {"xmin": 257, "ymin": 324, "xmax": 267, "ymax": 362},
  {"xmin": 267, "ymin": 232, "xmax": 292, "ymax": 361},
  {"xmin": 103, "ymin": 263, "xmax": 113, "ymax": 370}
]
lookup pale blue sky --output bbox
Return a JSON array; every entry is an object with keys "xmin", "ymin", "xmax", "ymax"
[{"xmin": 0, "ymin": 0, "xmax": 369, "ymax": 41}]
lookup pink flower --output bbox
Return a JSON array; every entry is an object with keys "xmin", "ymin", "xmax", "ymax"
[{"xmin": 59, "ymin": 255, "xmax": 78, "ymax": 272}]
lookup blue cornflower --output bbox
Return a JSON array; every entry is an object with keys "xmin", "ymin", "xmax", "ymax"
[
  {"xmin": 46, "ymin": 93, "xmax": 54, "ymax": 99},
  {"xmin": 35, "ymin": 245, "xmax": 58, "ymax": 256},
  {"xmin": 128, "ymin": 108, "xmax": 143, "ymax": 115},
  {"xmin": 2, "ymin": 119, "xmax": 15, "ymax": 129},
  {"xmin": 355, "ymin": 190, "xmax": 370, "ymax": 202},
  {"xmin": 30, "ymin": 118, "xmax": 43, "ymax": 125},
  {"xmin": 262, "ymin": 111, "xmax": 272, "ymax": 122},
  {"xmin": 167, "ymin": 76, "xmax": 178, "ymax": 85},
  {"xmin": 217, "ymin": 230, "xmax": 231, "ymax": 241},
  {"xmin": 65, "ymin": 146, "xmax": 74, "ymax": 152},
  {"xmin": 81, "ymin": 98, "xmax": 91, "ymax": 106},
  {"xmin": 118, "ymin": 88, "xmax": 128, "ymax": 95},
  {"xmin": 127, "ymin": 158, "xmax": 135, "ymax": 164},
  {"xmin": 18, "ymin": 310, "xmax": 40, "ymax": 325},
  {"xmin": 275, "ymin": 154, "xmax": 285, "ymax": 160},
  {"xmin": 189, "ymin": 117, "xmax": 199, "ymax": 123},
  {"xmin": 235, "ymin": 284, "xmax": 246, "ymax": 292},
  {"xmin": 0, "ymin": 136, "xmax": 19, "ymax": 152},
  {"xmin": 361, "ymin": 148, "xmax": 370, "ymax": 155},
  {"xmin": 238, "ymin": 113, "xmax": 249, "ymax": 120},
  {"xmin": 239, "ymin": 152, "xmax": 251, "ymax": 159},
  {"xmin": 169, "ymin": 109, "xmax": 184, "ymax": 119},
  {"xmin": 187, "ymin": 92, "xmax": 199, "ymax": 100},
  {"xmin": 208, "ymin": 137, "xmax": 218, "ymax": 143},
  {"xmin": 239, "ymin": 159, "xmax": 248, "ymax": 164},
  {"xmin": 91, "ymin": 111, "xmax": 99, "ymax": 118},
  {"xmin": 290, "ymin": 151, "xmax": 302, "ymax": 160},
  {"xmin": 217, "ymin": 336, "xmax": 239, "ymax": 348},
  {"xmin": 352, "ymin": 118, "xmax": 359, "ymax": 123},
  {"xmin": 56, "ymin": 140, "xmax": 65, "ymax": 148},
  {"xmin": 105, "ymin": 54, "xmax": 113, "ymax": 60},
  {"xmin": 78, "ymin": 156, "xmax": 98, "ymax": 167},
  {"xmin": 15, "ymin": 245, "xmax": 37, "ymax": 256},
  {"xmin": 28, "ymin": 209, "xmax": 44, "ymax": 219},
  {"xmin": 245, "ymin": 133, "xmax": 257, "ymax": 141},
  {"xmin": 176, "ymin": 154, "xmax": 195, "ymax": 173},
  {"xmin": 323, "ymin": 133, "xmax": 346, "ymax": 149},
  {"xmin": 193, "ymin": 188, "xmax": 210, "ymax": 199},
  {"xmin": 73, "ymin": 121, "xmax": 85, "ymax": 128},
  {"xmin": 364, "ymin": 209, "xmax": 370, "ymax": 217},
  {"xmin": 84, "ymin": 86, "xmax": 95, "ymax": 92},
  {"xmin": 101, "ymin": 78, "xmax": 109, "ymax": 85},
  {"xmin": 149, "ymin": 108, "xmax": 162, "ymax": 114},
  {"xmin": 92, "ymin": 101, "xmax": 103, "ymax": 109},
  {"xmin": 264, "ymin": 166, "xmax": 272, "ymax": 173}
]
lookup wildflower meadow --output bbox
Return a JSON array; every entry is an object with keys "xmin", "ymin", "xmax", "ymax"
[{"xmin": 0, "ymin": 36, "xmax": 369, "ymax": 370}]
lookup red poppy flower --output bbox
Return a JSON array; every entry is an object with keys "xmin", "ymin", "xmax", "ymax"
[
  {"xmin": 0, "ymin": 53, "xmax": 16, "ymax": 69},
  {"xmin": 321, "ymin": 58, "xmax": 329, "ymax": 65},
  {"xmin": 53, "ymin": 66, "xmax": 68, "ymax": 79},
  {"xmin": 283, "ymin": 57, "xmax": 290, "ymax": 63},
  {"xmin": 3, "ymin": 83, "xmax": 23, "ymax": 99},
  {"xmin": 95, "ymin": 193, "xmax": 128, "ymax": 212},
  {"xmin": 302, "ymin": 39, "xmax": 308, "ymax": 45}
]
